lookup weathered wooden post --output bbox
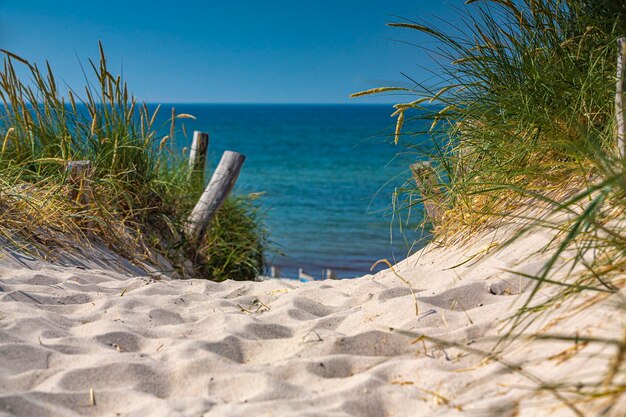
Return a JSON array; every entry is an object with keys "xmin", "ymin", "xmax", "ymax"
[
  {"xmin": 410, "ymin": 161, "xmax": 445, "ymax": 224},
  {"xmin": 65, "ymin": 160, "xmax": 94, "ymax": 205},
  {"xmin": 616, "ymin": 38, "xmax": 626, "ymax": 158},
  {"xmin": 188, "ymin": 131, "xmax": 209, "ymax": 183},
  {"xmin": 270, "ymin": 266, "xmax": 281, "ymax": 278},
  {"xmin": 186, "ymin": 151, "xmax": 246, "ymax": 243},
  {"xmin": 454, "ymin": 145, "xmax": 473, "ymax": 181}
]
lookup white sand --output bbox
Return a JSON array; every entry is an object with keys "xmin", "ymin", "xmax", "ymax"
[{"xmin": 0, "ymin": 224, "xmax": 623, "ymax": 417}]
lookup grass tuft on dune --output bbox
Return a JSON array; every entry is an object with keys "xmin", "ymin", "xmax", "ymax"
[
  {"xmin": 356, "ymin": 0, "xmax": 626, "ymax": 413},
  {"xmin": 0, "ymin": 42, "xmax": 266, "ymax": 281}
]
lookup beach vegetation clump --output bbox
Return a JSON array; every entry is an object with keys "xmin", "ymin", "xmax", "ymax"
[
  {"xmin": 197, "ymin": 196, "xmax": 266, "ymax": 281},
  {"xmin": 356, "ymin": 0, "xmax": 625, "ymax": 236},
  {"xmin": 0, "ymin": 43, "xmax": 265, "ymax": 281},
  {"xmin": 355, "ymin": 0, "xmax": 626, "ymax": 413}
]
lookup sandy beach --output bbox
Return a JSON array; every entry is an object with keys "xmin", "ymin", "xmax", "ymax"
[
  {"xmin": 2, "ymin": 0, "xmax": 626, "ymax": 416},
  {"xmin": 1, "ymin": 221, "xmax": 623, "ymax": 417}
]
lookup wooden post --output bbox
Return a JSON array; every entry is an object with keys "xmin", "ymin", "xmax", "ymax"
[
  {"xmin": 324, "ymin": 269, "xmax": 337, "ymax": 280},
  {"xmin": 65, "ymin": 160, "xmax": 94, "ymax": 205},
  {"xmin": 616, "ymin": 38, "xmax": 626, "ymax": 159},
  {"xmin": 186, "ymin": 151, "xmax": 246, "ymax": 243},
  {"xmin": 410, "ymin": 161, "xmax": 445, "ymax": 224},
  {"xmin": 188, "ymin": 131, "xmax": 209, "ymax": 182},
  {"xmin": 270, "ymin": 266, "xmax": 281, "ymax": 278},
  {"xmin": 454, "ymin": 145, "xmax": 472, "ymax": 180}
]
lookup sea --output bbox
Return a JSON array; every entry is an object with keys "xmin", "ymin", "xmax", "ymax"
[{"xmin": 160, "ymin": 104, "xmax": 429, "ymax": 279}]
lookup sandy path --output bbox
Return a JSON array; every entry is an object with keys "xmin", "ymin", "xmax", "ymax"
[{"xmin": 0, "ymin": 225, "xmax": 623, "ymax": 416}]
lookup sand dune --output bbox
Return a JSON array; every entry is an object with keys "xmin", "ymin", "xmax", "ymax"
[{"xmin": 0, "ymin": 224, "xmax": 623, "ymax": 417}]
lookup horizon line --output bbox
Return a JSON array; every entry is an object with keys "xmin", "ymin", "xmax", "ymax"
[{"xmin": 142, "ymin": 101, "xmax": 397, "ymax": 106}]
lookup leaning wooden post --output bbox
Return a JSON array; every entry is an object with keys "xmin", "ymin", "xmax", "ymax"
[
  {"xmin": 65, "ymin": 160, "xmax": 94, "ymax": 205},
  {"xmin": 410, "ymin": 161, "xmax": 445, "ymax": 224},
  {"xmin": 188, "ymin": 131, "xmax": 209, "ymax": 182},
  {"xmin": 186, "ymin": 151, "xmax": 246, "ymax": 243},
  {"xmin": 616, "ymin": 38, "xmax": 626, "ymax": 159}
]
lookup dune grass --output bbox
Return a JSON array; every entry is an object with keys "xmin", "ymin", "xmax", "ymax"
[
  {"xmin": 355, "ymin": 0, "xmax": 626, "ymax": 413},
  {"xmin": 0, "ymin": 43, "xmax": 265, "ymax": 281}
]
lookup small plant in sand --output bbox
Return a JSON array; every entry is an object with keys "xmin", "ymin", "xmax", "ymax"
[
  {"xmin": 0, "ymin": 43, "xmax": 265, "ymax": 281},
  {"xmin": 354, "ymin": 0, "xmax": 626, "ymax": 413}
]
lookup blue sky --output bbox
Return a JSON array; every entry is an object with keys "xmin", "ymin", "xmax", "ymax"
[{"xmin": 0, "ymin": 1, "xmax": 465, "ymax": 104}]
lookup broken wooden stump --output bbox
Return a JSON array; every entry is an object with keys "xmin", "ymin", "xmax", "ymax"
[
  {"xmin": 65, "ymin": 160, "xmax": 94, "ymax": 205},
  {"xmin": 324, "ymin": 269, "xmax": 337, "ymax": 280},
  {"xmin": 410, "ymin": 161, "xmax": 446, "ymax": 225},
  {"xmin": 270, "ymin": 266, "xmax": 281, "ymax": 278},
  {"xmin": 453, "ymin": 145, "xmax": 474, "ymax": 181}
]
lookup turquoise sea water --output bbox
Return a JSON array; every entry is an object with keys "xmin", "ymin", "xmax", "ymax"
[{"xmin": 161, "ymin": 104, "xmax": 427, "ymax": 279}]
